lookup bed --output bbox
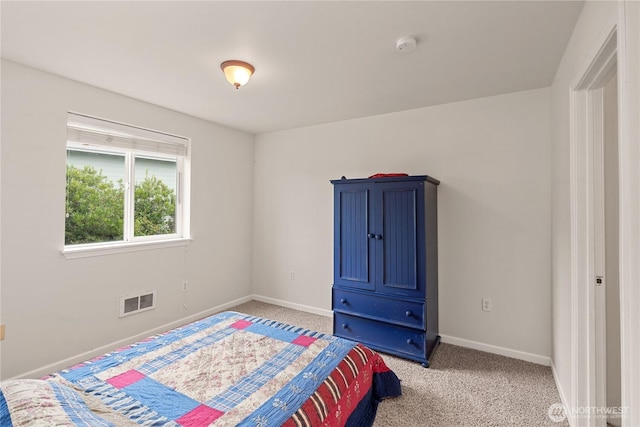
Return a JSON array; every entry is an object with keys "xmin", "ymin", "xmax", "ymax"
[{"xmin": 0, "ymin": 311, "xmax": 401, "ymax": 426}]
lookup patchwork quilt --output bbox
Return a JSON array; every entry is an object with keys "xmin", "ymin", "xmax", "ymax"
[{"xmin": 0, "ymin": 311, "xmax": 401, "ymax": 426}]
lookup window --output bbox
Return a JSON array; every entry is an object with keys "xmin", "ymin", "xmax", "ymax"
[{"xmin": 64, "ymin": 113, "xmax": 190, "ymax": 256}]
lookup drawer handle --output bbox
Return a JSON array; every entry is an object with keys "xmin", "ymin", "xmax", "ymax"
[
  {"xmin": 342, "ymin": 323, "xmax": 349, "ymax": 329},
  {"xmin": 405, "ymin": 310, "xmax": 413, "ymax": 317},
  {"xmin": 367, "ymin": 233, "xmax": 375, "ymax": 239},
  {"xmin": 340, "ymin": 298, "xmax": 348, "ymax": 305},
  {"xmin": 406, "ymin": 338, "xmax": 414, "ymax": 346}
]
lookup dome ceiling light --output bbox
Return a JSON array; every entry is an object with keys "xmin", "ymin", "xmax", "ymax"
[{"xmin": 220, "ymin": 60, "xmax": 255, "ymax": 89}]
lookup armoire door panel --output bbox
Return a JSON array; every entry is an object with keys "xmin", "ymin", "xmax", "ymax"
[
  {"xmin": 380, "ymin": 188, "xmax": 418, "ymax": 292},
  {"xmin": 334, "ymin": 188, "xmax": 374, "ymax": 290}
]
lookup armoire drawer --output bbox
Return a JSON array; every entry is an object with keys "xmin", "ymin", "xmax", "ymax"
[
  {"xmin": 333, "ymin": 288, "xmax": 425, "ymax": 329},
  {"xmin": 333, "ymin": 312, "xmax": 425, "ymax": 360}
]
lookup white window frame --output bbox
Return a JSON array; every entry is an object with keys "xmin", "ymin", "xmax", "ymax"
[{"xmin": 62, "ymin": 113, "xmax": 191, "ymax": 259}]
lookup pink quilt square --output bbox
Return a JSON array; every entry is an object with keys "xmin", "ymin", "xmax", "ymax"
[
  {"xmin": 177, "ymin": 404, "xmax": 225, "ymax": 426},
  {"xmin": 231, "ymin": 319, "xmax": 253, "ymax": 329},
  {"xmin": 292, "ymin": 335, "xmax": 317, "ymax": 347},
  {"xmin": 106, "ymin": 369, "xmax": 145, "ymax": 389}
]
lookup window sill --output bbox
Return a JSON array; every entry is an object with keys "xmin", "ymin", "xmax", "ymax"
[{"xmin": 61, "ymin": 238, "xmax": 193, "ymax": 259}]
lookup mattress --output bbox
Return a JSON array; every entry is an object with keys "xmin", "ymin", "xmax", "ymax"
[{"xmin": 0, "ymin": 311, "xmax": 401, "ymax": 426}]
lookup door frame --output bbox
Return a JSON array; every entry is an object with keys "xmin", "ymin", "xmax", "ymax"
[
  {"xmin": 569, "ymin": 2, "xmax": 640, "ymax": 425},
  {"xmin": 569, "ymin": 24, "xmax": 616, "ymax": 425}
]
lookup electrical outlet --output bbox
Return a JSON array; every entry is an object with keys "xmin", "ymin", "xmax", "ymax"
[
  {"xmin": 0, "ymin": 324, "xmax": 5, "ymax": 341},
  {"xmin": 289, "ymin": 271, "xmax": 295, "ymax": 281},
  {"xmin": 182, "ymin": 281, "xmax": 188, "ymax": 291},
  {"xmin": 482, "ymin": 298, "xmax": 492, "ymax": 312}
]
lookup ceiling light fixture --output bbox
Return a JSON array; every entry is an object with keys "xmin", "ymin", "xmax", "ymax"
[{"xmin": 220, "ymin": 60, "xmax": 255, "ymax": 89}]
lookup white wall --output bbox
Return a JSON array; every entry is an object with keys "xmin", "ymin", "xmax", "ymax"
[
  {"xmin": 0, "ymin": 60, "xmax": 255, "ymax": 379},
  {"xmin": 253, "ymin": 88, "xmax": 552, "ymax": 361}
]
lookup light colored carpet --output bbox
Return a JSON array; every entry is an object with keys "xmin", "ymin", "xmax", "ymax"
[{"xmin": 230, "ymin": 300, "xmax": 569, "ymax": 427}]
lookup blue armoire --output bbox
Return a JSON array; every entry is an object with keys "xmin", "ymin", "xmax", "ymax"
[{"xmin": 331, "ymin": 175, "xmax": 440, "ymax": 367}]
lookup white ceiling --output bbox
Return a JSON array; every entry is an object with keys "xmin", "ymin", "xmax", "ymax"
[{"xmin": 1, "ymin": 1, "xmax": 584, "ymax": 134}]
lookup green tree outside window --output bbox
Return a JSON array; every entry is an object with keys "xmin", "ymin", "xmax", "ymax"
[{"xmin": 65, "ymin": 165, "xmax": 176, "ymax": 245}]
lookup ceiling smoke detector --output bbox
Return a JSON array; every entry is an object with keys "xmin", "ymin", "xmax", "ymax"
[{"xmin": 396, "ymin": 37, "xmax": 417, "ymax": 53}]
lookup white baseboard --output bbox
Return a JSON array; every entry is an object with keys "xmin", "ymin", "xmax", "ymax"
[
  {"xmin": 11, "ymin": 295, "xmax": 254, "ymax": 380},
  {"xmin": 551, "ymin": 359, "xmax": 573, "ymax": 426},
  {"xmin": 250, "ymin": 297, "xmax": 551, "ymax": 366},
  {"xmin": 13, "ymin": 295, "xmax": 551, "ymax": 381},
  {"xmin": 440, "ymin": 334, "xmax": 551, "ymax": 366},
  {"xmin": 252, "ymin": 294, "xmax": 333, "ymax": 318}
]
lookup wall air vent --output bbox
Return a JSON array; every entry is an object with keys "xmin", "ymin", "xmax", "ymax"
[{"xmin": 119, "ymin": 291, "xmax": 156, "ymax": 318}]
